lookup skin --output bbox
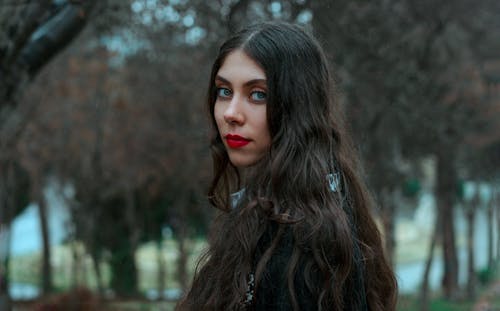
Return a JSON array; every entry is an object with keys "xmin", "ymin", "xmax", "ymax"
[{"xmin": 214, "ymin": 50, "xmax": 271, "ymax": 168}]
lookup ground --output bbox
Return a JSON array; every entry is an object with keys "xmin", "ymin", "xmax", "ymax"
[{"xmin": 472, "ymin": 280, "xmax": 500, "ymax": 311}]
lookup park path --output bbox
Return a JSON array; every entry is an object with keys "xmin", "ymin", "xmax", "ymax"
[{"xmin": 472, "ymin": 280, "xmax": 500, "ymax": 311}]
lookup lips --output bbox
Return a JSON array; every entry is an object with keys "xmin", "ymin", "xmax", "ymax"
[{"xmin": 225, "ymin": 134, "xmax": 251, "ymax": 148}]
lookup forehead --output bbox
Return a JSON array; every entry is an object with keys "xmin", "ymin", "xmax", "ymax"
[{"xmin": 217, "ymin": 50, "xmax": 266, "ymax": 81}]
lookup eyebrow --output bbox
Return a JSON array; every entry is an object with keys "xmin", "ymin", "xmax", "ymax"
[{"xmin": 215, "ymin": 75, "xmax": 267, "ymax": 88}]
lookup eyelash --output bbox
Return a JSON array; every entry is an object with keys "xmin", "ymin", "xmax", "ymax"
[
  {"xmin": 215, "ymin": 87, "xmax": 267, "ymax": 102},
  {"xmin": 216, "ymin": 87, "xmax": 232, "ymax": 98},
  {"xmin": 250, "ymin": 91, "xmax": 266, "ymax": 101}
]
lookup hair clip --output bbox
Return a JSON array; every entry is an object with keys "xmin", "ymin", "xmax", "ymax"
[{"xmin": 327, "ymin": 172, "xmax": 341, "ymax": 192}]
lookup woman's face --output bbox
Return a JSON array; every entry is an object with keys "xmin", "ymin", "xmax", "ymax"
[{"xmin": 214, "ymin": 50, "xmax": 271, "ymax": 168}]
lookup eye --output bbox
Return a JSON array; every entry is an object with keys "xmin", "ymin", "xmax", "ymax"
[
  {"xmin": 250, "ymin": 90, "xmax": 266, "ymax": 102},
  {"xmin": 216, "ymin": 87, "xmax": 232, "ymax": 98}
]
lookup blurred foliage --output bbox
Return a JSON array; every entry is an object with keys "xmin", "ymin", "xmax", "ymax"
[
  {"xmin": 477, "ymin": 265, "xmax": 498, "ymax": 286},
  {"xmin": 402, "ymin": 179, "xmax": 421, "ymax": 198}
]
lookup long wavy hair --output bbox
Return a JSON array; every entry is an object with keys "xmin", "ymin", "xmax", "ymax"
[{"xmin": 176, "ymin": 22, "xmax": 397, "ymax": 311}]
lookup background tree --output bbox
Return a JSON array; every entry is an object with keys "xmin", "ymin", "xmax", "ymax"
[
  {"xmin": 1, "ymin": 0, "xmax": 98, "ymax": 302},
  {"xmin": 310, "ymin": 0, "xmax": 499, "ymax": 301}
]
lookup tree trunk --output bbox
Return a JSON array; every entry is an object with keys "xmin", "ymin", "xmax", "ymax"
[
  {"xmin": 156, "ymin": 238, "xmax": 166, "ymax": 300},
  {"xmin": 90, "ymin": 250, "xmax": 104, "ymax": 297},
  {"xmin": 177, "ymin": 224, "xmax": 188, "ymax": 291},
  {"xmin": 0, "ymin": 224, "xmax": 12, "ymax": 311},
  {"xmin": 0, "ymin": 164, "xmax": 11, "ymax": 310},
  {"xmin": 0, "ymin": 0, "xmax": 96, "ymax": 106},
  {"xmin": 172, "ymin": 196, "xmax": 189, "ymax": 291},
  {"xmin": 465, "ymin": 202, "xmax": 476, "ymax": 299},
  {"xmin": 487, "ymin": 197, "xmax": 494, "ymax": 270},
  {"xmin": 71, "ymin": 241, "xmax": 80, "ymax": 288},
  {"xmin": 107, "ymin": 196, "xmax": 139, "ymax": 297},
  {"xmin": 496, "ymin": 191, "xmax": 500, "ymax": 261},
  {"xmin": 34, "ymin": 177, "xmax": 52, "ymax": 295},
  {"xmin": 419, "ymin": 210, "xmax": 440, "ymax": 311},
  {"xmin": 381, "ymin": 189, "xmax": 396, "ymax": 266},
  {"xmin": 0, "ymin": 161, "xmax": 25, "ymax": 309},
  {"xmin": 124, "ymin": 189, "xmax": 140, "ymax": 261},
  {"xmin": 436, "ymin": 151, "xmax": 459, "ymax": 300},
  {"xmin": 109, "ymin": 240, "xmax": 138, "ymax": 297},
  {"xmin": 110, "ymin": 189, "xmax": 140, "ymax": 297}
]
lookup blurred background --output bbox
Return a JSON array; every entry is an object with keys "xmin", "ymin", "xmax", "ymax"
[{"xmin": 0, "ymin": 0, "xmax": 499, "ymax": 310}]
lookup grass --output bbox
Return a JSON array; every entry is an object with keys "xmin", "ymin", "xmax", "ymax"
[
  {"xmin": 398, "ymin": 296, "xmax": 475, "ymax": 311},
  {"xmin": 8, "ymin": 235, "xmax": 500, "ymax": 310},
  {"xmin": 9, "ymin": 238, "xmax": 207, "ymax": 295},
  {"xmin": 107, "ymin": 301, "xmax": 177, "ymax": 311},
  {"xmin": 135, "ymin": 238, "xmax": 207, "ymax": 292},
  {"xmin": 397, "ymin": 265, "xmax": 500, "ymax": 311},
  {"xmin": 491, "ymin": 295, "xmax": 500, "ymax": 308}
]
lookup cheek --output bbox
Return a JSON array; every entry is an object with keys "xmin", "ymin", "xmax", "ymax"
[
  {"xmin": 213, "ymin": 103, "xmax": 224, "ymax": 131},
  {"xmin": 258, "ymin": 110, "xmax": 271, "ymax": 145}
]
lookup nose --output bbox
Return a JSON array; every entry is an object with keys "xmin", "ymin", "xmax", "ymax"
[{"xmin": 223, "ymin": 95, "xmax": 244, "ymax": 125}]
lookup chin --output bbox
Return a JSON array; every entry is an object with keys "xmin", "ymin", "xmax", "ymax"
[{"xmin": 228, "ymin": 155, "xmax": 259, "ymax": 168}]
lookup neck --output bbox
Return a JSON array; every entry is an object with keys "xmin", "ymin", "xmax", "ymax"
[{"xmin": 237, "ymin": 166, "xmax": 249, "ymax": 184}]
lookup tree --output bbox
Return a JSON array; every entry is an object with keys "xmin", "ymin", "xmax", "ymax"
[
  {"xmin": 0, "ymin": 0, "xmax": 96, "ymax": 106},
  {"xmin": 310, "ymin": 0, "xmax": 498, "ymax": 300},
  {"xmin": 464, "ymin": 189, "xmax": 480, "ymax": 299},
  {"xmin": 0, "ymin": 0, "xmax": 97, "ymax": 300},
  {"xmin": 18, "ymin": 20, "xmax": 213, "ymax": 294}
]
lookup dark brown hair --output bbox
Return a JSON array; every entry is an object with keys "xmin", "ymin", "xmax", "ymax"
[{"xmin": 177, "ymin": 21, "xmax": 397, "ymax": 311}]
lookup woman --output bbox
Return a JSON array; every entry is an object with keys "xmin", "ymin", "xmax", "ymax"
[{"xmin": 176, "ymin": 22, "xmax": 397, "ymax": 310}]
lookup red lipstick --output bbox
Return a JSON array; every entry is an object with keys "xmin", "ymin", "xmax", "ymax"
[{"xmin": 225, "ymin": 134, "xmax": 250, "ymax": 148}]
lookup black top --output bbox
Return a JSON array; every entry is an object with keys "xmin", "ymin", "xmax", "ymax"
[
  {"xmin": 247, "ymin": 223, "xmax": 368, "ymax": 311},
  {"xmin": 249, "ymin": 225, "xmax": 317, "ymax": 310}
]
